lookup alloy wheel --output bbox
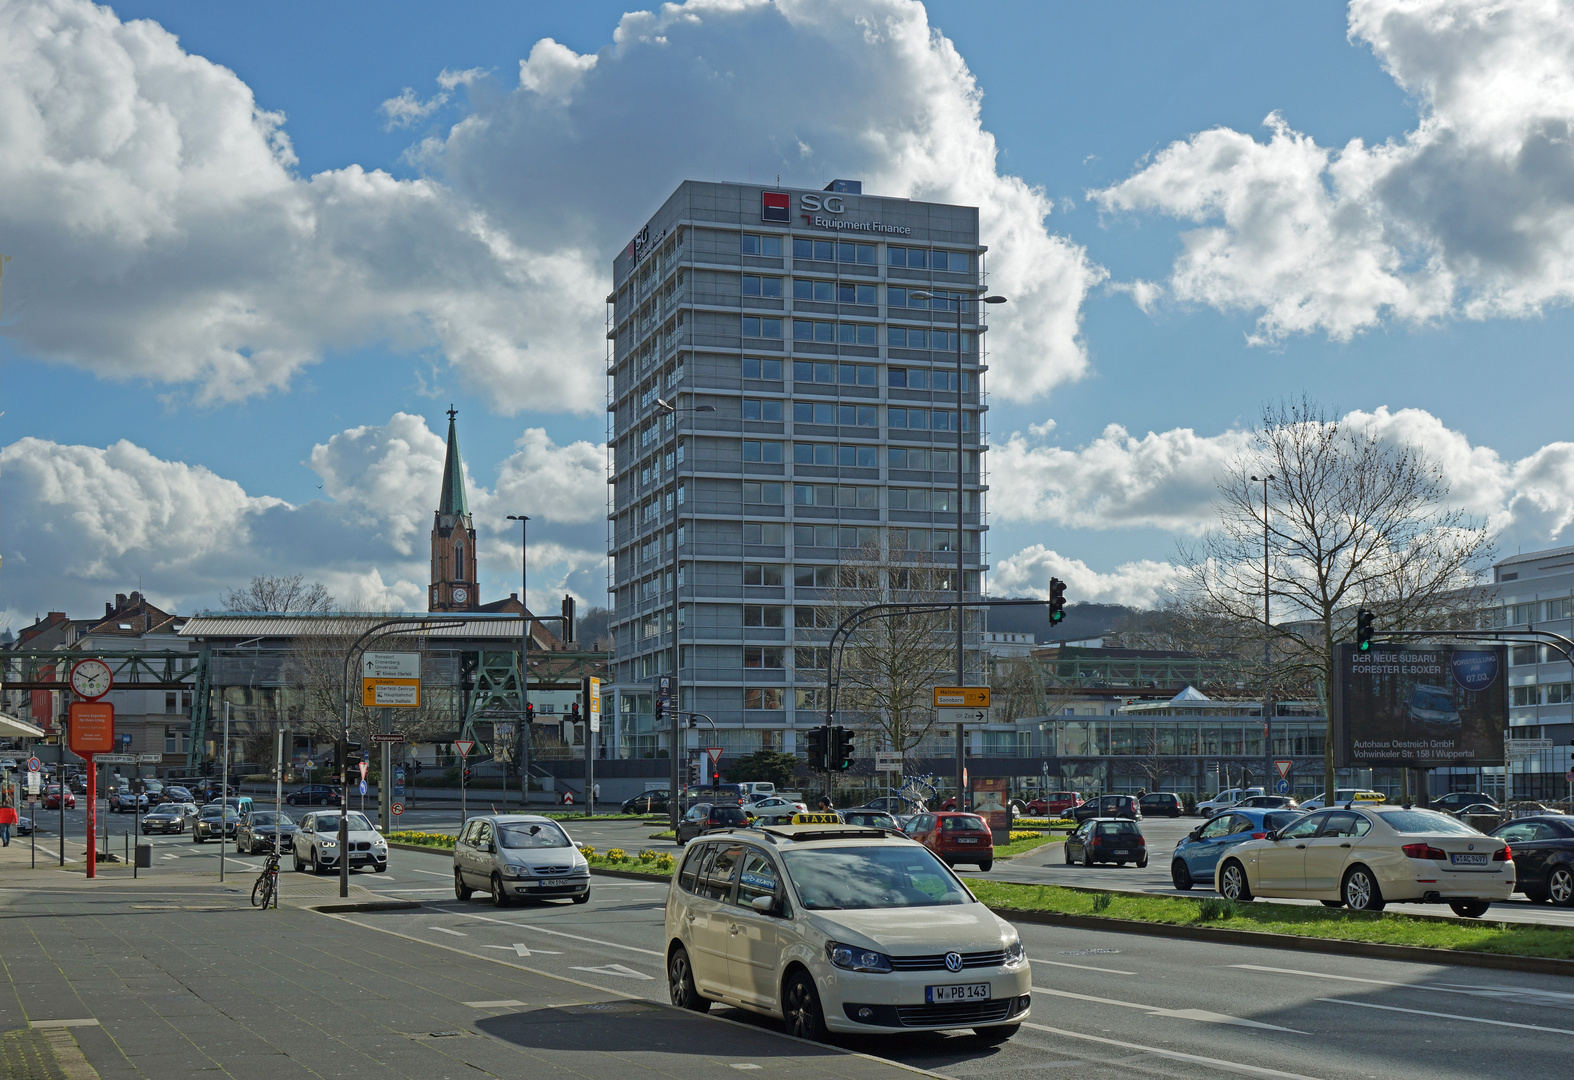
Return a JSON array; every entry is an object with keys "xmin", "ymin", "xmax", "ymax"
[{"xmin": 1549, "ymin": 867, "xmax": 1574, "ymax": 906}]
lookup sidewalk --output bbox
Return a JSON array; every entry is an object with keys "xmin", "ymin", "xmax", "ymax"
[{"xmin": 0, "ymin": 865, "xmax": 937, "ymax": 1080}]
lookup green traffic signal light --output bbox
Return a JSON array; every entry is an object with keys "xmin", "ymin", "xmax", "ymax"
[
  {"xmin": 1048, "ymin": 577, "xmax": 1067, "ymax": 625},
  {"xmin": 1356, "ymin": 608, "xmax": 1375, "ymax": 651}
]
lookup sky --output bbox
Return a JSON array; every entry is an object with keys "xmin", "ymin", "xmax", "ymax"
[{"xmin": 3, "ymin": 0, "xmax": 1573, "ymax": 628}]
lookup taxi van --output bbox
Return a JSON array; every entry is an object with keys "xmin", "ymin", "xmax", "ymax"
[{"xmin": 664, "ymin": 817, "xmax": 1031, "ymax": 1042}]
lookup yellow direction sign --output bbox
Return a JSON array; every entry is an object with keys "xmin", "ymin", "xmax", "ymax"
[
  {"xmin": 362, "ymin": 678, "xmax": 421, "ymax": 708},
  {"xmin": 933, "ymin": 686, "xmax": 991, "ymax": 708}
]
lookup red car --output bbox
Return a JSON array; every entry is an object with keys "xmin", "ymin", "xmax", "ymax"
[
  {"xmin": 902, "ymin": 811, "xmax": 995, "ymax": 870},
  {"xmin": 43, "ymin": 786, "xmax": 76, "ymax": 810},
  {"xmin": 1027, "ymin": 792, "xmax": 1083, "ymax": 816}
]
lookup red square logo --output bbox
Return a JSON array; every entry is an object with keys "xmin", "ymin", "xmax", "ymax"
[{"xmin": 761, "ymin": 191, "xmax": 790, "ymax": 223}]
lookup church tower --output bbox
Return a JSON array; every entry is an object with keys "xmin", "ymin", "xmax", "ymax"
[{"xmin": 430, "ymin": 407, "xmax": 479, "ymax": 612}]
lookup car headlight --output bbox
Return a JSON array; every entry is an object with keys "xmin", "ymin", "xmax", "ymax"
[
  {"xmin": 507, "ymin": 864, "xmax": 529, "ymax": 876},
  {"xmin": 1004, "ymin": 939, "xmax": 1027, "ymax": 967},
  {"xmin": 827, "ymin": 942, "xmax": 893, "ymax": 974},
  {"xmin": 319, "ymin": 839, "xmax": 338, "ymax": 848}
]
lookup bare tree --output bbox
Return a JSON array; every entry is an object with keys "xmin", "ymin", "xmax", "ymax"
[
  {"xmin": 223, "ymin": 574, "xmax": 334, "ymax": 614},
  {"xmin": 1179, "ymin": 397, "xmax": 1493, "ymax": 800},
  {"xmin": 1133, "ymin": 729, "xmax": 1177, "ymax": 793},
  {"xmin": 990, "ymin": 655, "xmax": 1046, "ymax": 722}
]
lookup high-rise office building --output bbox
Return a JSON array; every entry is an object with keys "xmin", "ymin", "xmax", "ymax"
[{"xmin": 606, "ymin": 180, "xmax": 990, "ymax": 764}]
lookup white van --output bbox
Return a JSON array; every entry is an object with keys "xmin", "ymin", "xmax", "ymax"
[
  {"xmin": 737, "ymin": 782, "xmax": 775, "ymax": 800},
  {"xmin": 1196, "ymin": 787, "xmax": 1265, "ymax": 818}
]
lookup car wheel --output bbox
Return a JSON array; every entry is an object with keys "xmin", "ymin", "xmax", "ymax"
[
  {"xmin": 1064, "ymin": 846, "xmax": 1074, "ymax": 866},
  {"xmin": 1547, "ymin": 866, "xmax": 1574, "ymax": 907},
  {"xmin": 490, "ymin": 873, "xmax": 512, "ymax": 907},
  {"xmin": 782, "ymin": 968, "xmax": 828, "ymax": 1042},
  {"xmin": 972, "ymin": 1023, "xmax": 1020, "ymax": 1044},
  {"xmin": 573, "ymin": 889, "xmax": 590, "ymax": 904},
  {"xmin": 1083, "ymin": 849, "xmax": 1094, "ymax": 868},
  {"xmin": 978, "ymin": 859, "xmax": 993, "ymax": 872},
  {"xmin": 668, "ymin": 945, "xmax": 710, "ymax": 1013},
  {"xmin": 454, "ymin": 869, "xmax": 473, "ymax": 901},
  {"xmin": 313, "ymin": 850, "xmax": 328, "ymax": 875},
  {"xmin": 1342, "ymin": 866, "xmax": 1385, "ymax": 912},
  {"xmin": 1171, "ymin": 860, "xmax": 1193, "ymax": 890},
  {"xmin": 1219, "ymin": 859, "xmax": 1253, "ymax": 902},
  {"xmin": 1201, "ymin": 808, "xmax": 1214, "ymax": 818},
  {"xmin": 1137, "ymin": 854, "xmax": 1149, "ymax": 869},
  {"xmin": 1524, "ymin": 887, "xmax": 1551, "ymax": 904},
  {"xmin": 1449, "ymin": 900, "xmax": 1491, "ymax": 918}
]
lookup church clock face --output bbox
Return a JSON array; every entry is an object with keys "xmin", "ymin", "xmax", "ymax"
[{"xmin": 453, "ymin": 587, "xmax": 469, "ymax": 604}]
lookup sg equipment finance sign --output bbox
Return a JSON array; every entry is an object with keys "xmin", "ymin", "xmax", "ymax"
[
  {"xmin": 760, "ymin": 190, "xmax": 913, "ymax": 235},
  {"xmin": 1331, "ymin": 644, "xmax": 1507, "ymax": 768}
]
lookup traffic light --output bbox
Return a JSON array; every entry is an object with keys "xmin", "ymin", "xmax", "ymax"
[
  {"xmin": 805, "ymin": 726, "xmax": 829, "ymax": 771},
  {"xmin": 711, "ymin": 765, "xmax": 721, "ymax": 784},
  {"xmin": 831, "ymin": 726, "xmax": 855, "ymax": 772},
  {"xmin": 1356, "ymin": 608, "xmax": 1375, "ymax": 652},
  {"xmin": 688, "ymin": 759, "xmax": 702, "ymax": 785},
  {"xmin": 570, "ymin": 702, "xmax": 581, "ymax": 724},
  {"xmin": 1048, "ymin": 578, "xmax": 1067, "ymax": 625},
  {"xmin": 526, "ymin": 701, "xmax": 536, "ymax": 723}
]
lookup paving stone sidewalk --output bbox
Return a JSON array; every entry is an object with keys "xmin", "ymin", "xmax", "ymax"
[{"xmin": 0, "ymin": 871, "xmax": 935, "ymax": 1080}]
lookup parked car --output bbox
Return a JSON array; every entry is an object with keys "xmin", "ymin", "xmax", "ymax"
[
  {"xmin": 1196, "ymin": 788, "xmax": 1265, "ymax": 817},
  {"xmin": 15, "ymin": 815, "xmax": 33, "ymax": 836},
  {"xmin": 452, "ymin": 814, "xmax": 590, "ymax": 905},
  {"xmin": 743, "ymin": 795, "xmax": 808, "ymax": 817},
  {"xmin": 141, "ymin": 803, "xmax": 199, "ymax": 835},
  {"xmin": 1299, "ymin": 789, "xmax": 1385, "ymax": 810},
  {"xmin": 1457, "ymin": 804, "xmax": 1511, "ymax": 832},
  {"xmin": 860, "ymin": 795, "xmax": 926, "ymax": 816},
  {"xmin": 1070, "ymin": 794, "xmax": 1140, "ymax": 822},
  {"xmin": 1432, "ymin": 791, "xmax": 1498, "ymax": 815},
  {"xmin": 292, "ymin": 810, "xmax": 388, "ymax": 874},
  {"xmin": 1138, "ymin": 792, "xmax": 1183, "ymax": 818},
  {"xmin": 1170, "ymin": 807, "xmax": 1306, "ymax": 890},
  {"xmin": 43, "ymin": 786, "xmax": 75, "ymax": 810},
  {"xmin": 902, "ymin": 811, "xmax": 995, "ymax": 871},
  {"xmin": 1215, "ymin": 805, "xmax": 1513, "ymax": 917},
  {"xmin": 1025, "ymin": 792, "xmax": 1083, "ymax": 817},
  {"xmin": 237, "ymin": 811, "xmax": 299, "ymax": 855},
  {"xmin": 1065, "ymin": 818, "xmax": 1148, "ymax": 867},
  {"xmin": 840, "ymin": 809, "xmax": 900, "ymax": 831},
  {"xmin": 193, "ymin": 804, "xmax": 240, "ymax": 842},
  {"xmin": 1491, "ymin": 816, "xmax": 1574, "ymax": 906},
  {"xmin": 1239, "ymin": 795, "xmax": 1301, "ymax": 811},
  {"xmin": 285, "ymin": 785, "xmax": 339, "ymax": 807},
  {"xmin": 676, "ymin": 802, "xmax": 750, "ymax": 844},
  {"xmin": 621, "ymin": 789, "xmax": 673, "ymax": 815}
]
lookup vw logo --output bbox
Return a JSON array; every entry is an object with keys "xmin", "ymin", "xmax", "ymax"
[{"xmin": 944, "ymin": 952, "xmax": 963, "ymax": 973}]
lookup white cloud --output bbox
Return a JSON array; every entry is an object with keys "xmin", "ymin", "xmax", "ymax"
[
  {"xmin": 993, "ymin": 545, "xmax": 1179, "ymax": 608},
  {"xmin": 1092, "ymin": 0, "xmax": 1574, "ymax": 341}
]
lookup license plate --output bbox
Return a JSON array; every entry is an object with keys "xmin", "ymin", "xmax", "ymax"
[
  {"xmin": 1112, "ymin": 849, "xmax": 1129, "ymax": 856},
  {"xmin": 927, "ymin": 983, "xmax": 990, "ymax": 1004},
  {"xmin": 1450, "ymin": 853, "xmax": 1489, "ymax": 866},
  {"xmin": 956, "ymin": 837, "xmax": 978, "ymax": 844},
  {"xmin": 542, "ymin": 879, "xmax": 572, "ymax": 887}
]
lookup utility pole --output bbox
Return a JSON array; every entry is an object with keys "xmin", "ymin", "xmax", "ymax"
[{"xmin": 1251, "ymin": 474, "xmax": 1275, "ymax": 795}]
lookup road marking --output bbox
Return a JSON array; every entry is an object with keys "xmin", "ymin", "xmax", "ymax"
[
  {"xmin": 1036, "ymin": 959, "xmax": 1136, "ymax": 976},
  {"xmin": 409, "ymin": 868, "xmax": 450, "ymax": 878},
  {"xmin": 458, "ymin": 911, "xmax": 664, "ymax": 957},
  {"xmin": 484, "ymin": 944, "xmax": 562, "ymax": 957},
  {"xmin": 29, "ymin": 1020, "xmax": 99, "ymax": 1028},
  {"xmin": 1318, "ymin": 997, "xmax": 1574, "ymax": 1036},
  {"xmin": 1033, "ymin": 986, "xmax": 1303, "ymax": 1032},
  {"xmin": 428, "ymin": 926, "xmax": 467, "ymax": 937},
  {"xmin": 1022, "ymin": 1023, "xmax": 1324, "ymax": 1080},
  {"xmin": 1233, "ymin": 964, "xmax": 1574, "ymax": 1005},
  {"xmin": 462, "ymin": 999, "xmax": 525, "ymax": 1009},
  {"xmin": 569, "ymin": 963, "xmax": 652, "ymax": 980}
]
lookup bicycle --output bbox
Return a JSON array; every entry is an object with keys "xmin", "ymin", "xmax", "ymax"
[{"xmin": 252, "ymin": 848, "xmax": 280, "ymax": 909}]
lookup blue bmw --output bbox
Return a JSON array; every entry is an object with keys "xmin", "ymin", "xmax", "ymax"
[{"xmin": 1171, "ymin": 807, "xmax": 1306, "ymax": 891}]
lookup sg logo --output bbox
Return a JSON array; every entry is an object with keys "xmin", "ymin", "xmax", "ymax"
[{"xmin": 799, "ymin": 194, "xmax": 846, "ymax": 214}]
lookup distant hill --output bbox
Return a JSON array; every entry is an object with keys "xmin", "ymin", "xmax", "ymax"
[{"xmin": 984, "ymin": 601, "xmax": 1135, "ymax": 645}]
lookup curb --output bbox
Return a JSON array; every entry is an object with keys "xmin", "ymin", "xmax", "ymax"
[
  {"xmin": 590, "ymin": 867, "xmax": 672, "ymax": 883},
  {"xmin": 311, "ymin": 900, "xmax": 423, "ymax": 914},
  {"xmin": 996, "ymin": 906, "xmax": 1574, "ymax": 976}
]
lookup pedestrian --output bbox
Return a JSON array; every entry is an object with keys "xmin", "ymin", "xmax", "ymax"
[
  {"xmin": 0, "ymin": 799, "xmax": 16, "ymax": 847},
  {"xmin": 592, "ymin": 782, "xmax": 601, "ymax": 805},
  {"xmin": 816, "ymin": 795, "xmax": 833, "ymax": 813}
]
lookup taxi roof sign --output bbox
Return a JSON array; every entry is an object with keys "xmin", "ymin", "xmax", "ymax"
[{"xmin": 933, "ymin": 686, "xmax": 990, "ymax": 708}]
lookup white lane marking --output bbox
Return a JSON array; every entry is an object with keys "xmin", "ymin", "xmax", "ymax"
[
  {"xmin": 485, "ymin": 944, "xmax": 562, "ymax": 957},
  {"xmin": 1318, "ymin": 997, "xmax": 1574, "ymax": 1036},
  {"xmin": 1022, "ymin": 1023, "xmax": 1324, "ymax": 1080},
  {"xmin": 428, "ymin": 926, "xmax": 467, "ymax": 937},
  {"xmin": 462, "ymin": 999, "xmax": 525, "ymax": 1008},
  {"xmin": 160, "ymin": 854, "xmax": 180, "ymax": 861},
  {"xmin": 1233, "ymin": 964, "xmax": 1574, "ymax": 1005},
  {"xmin": 569, "ymin": 963, "xmax": 652, "ymax": 980},
  {"xmin": 457, "ymin": 911, "xmax": 664, "ymax": 957},
  {"xmin": 1036, "ymin": 959, "xmax": 1136, "ymax": 976},
  {"xmin": 409, "ymin": 868, "xmax": 450, "ymax": 877},
  {"xmin": 29, "ymin": 1020, "xmax": 99, "ymax": 1029},
  {"xmin": 1033, "ymin": 986, "xmax": 1303, "ymax": 1033}
]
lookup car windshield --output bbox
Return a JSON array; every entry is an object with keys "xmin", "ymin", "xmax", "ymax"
[
  {"xmin": 498, "ymin": 822, "xmax": 570, "ymax": 848},
  {"xmin": 941, "ymin": 816, "xmax": 989, "ymax": 833},
  {"xmin": 1376, "ymin": 809, "xmax": 1479, "ymax": 835},
  {"xmin": 151, "ymin": 804, "xmax": 180, "ymax": 815},
  {"xmin": 315, "ymin": 813, "xmax": 374, "ymax": 833},
  {"xmin": 1264, "ymin": 812, "xmax": 1303, "ymax": 832},
  {"xmin": 1096, "ymin": 822, "xmax": 1139, "ymax": 836},
  {"xmin": 781, "ymin": 846, "xmax": 972, "ymax": 910},
  {"xmin": 250, "ymin": 813, "xmax": 292, "ymax": 827}
]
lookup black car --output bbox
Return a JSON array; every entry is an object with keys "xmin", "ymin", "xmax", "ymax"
[
  {"xmin": 236, "ymin": 811, "xmax": 299, "ymax": 855},
  {"xmin": 1491, "ymin": 815, "xmax": 1574, "ymax": 906},
  {"xmin": 1072, "ymin": 794, "xmax": 1141, "ymax": 822},
  {"xmin": 1065, "ymin": 818, "xmax": 1148, "ymax": 867},
  {"xmin": 141, "ymin": 803, "xmax": 197, "ymax": 834},
  {"xmin": 286, "ymin": 785, "xmax": 339, "ymax": 806},
  {"xmin": 1138, "ymin": 792, "xmax": 1183, "ymax": 817},
  {"xmin": 620, "ymin": 789, "xmax": 672, "ymax": 815},
  {"xmin": 165, "ymin": 785, "xmax": 195, "ymax": 803},
  {"xmin": 193, "ymin": 805, "xmax": 240, "ymax": 842},
  {"xmin": 675, "ymin": 802, "xmax": 749, "ymax": 844},
  {"xmin": 1434, "ymin": 791, "xmax": 1498, "ymax": 815}
]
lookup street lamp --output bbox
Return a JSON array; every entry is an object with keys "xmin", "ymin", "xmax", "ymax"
[
  {"xmin": 910, "ymin": 290, "xmax": 1006, "ymax": 811},
  {"xmin": 655, "ymin": 397, "xmax": 714, "ymax": 833},
  {"xmin": 506, "ymin": 514, "xmax": 530, "ymax": 809},
  {"xmin": 1250, "ymin": 474, "xmax": 1275, "ymax": 796}
]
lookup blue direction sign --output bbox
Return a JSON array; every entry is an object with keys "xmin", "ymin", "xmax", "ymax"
[
  {"xmin": 1275, "ymin": 779, "xmax": 1290, "ymax": 795},
  {"xmin": 359, "ymin": 780, "xmax": 368, "ymax": 796}
]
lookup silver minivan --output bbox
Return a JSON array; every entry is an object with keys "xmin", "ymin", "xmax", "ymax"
[{"xmin": 452, "ymin": 814, "xmax": 591, "ymax": 906}]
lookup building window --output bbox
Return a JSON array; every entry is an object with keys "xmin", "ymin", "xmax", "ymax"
[
  {"xmin": 1511, "ymin": 645, "xmax": 1539, "ymax": 666},
  {"xmin": 794, "ymin": 688, "xmax": 826, "ymax": 710},
  {"xmin": 742, "ymin": 357, "xmax": 782, "ymax": 380},
  {"xmin": 742, "ymin": 440, "xmax": 784, "ymax": 463},
  {"xmin": 165, "ymin": 692, "xmax": 178, "ymax": 714},
  {"xmin": 1547, "ymin": 683, "xmax": 1573, "ymax": 706},
  {"xmin": 794, "ymin": 442, "xmax": 834, "ymax": 465},
  {"xmin": 742, "ymin": 275, "xmax": 783, "ymax": 297},
  {"xmin": 1512, "ymin": 685, "xmax": 1540, "ymax": 707},
  {"xmin": 839, "ymin": 445, "xmax": 877, "ymax": 467},
  {"xmin": 792, "ymin": 360, "xmax": 836, "ymax": 384},
  {"xmin": 743, "ymin": 481, "xmax": 783, "ymax": 505},
  {"xmin": 889, "ymin": 408, "xmax": 927, "ymax": 430},
  {"xmin": 839, "ymin": 405, "xmax": 877, "ymax": 427},
  {"xmin": 743, "ymin": 647, "xmax": 786, "ymax": 669},
  {"xmin": 1509, "ymin": 602, "xmax": 1540, "ymax": 624},
  {"xmin": 1548, "ymin": 597, "xmax": 1574, "ymax": 621},
  {"xmin": 454, "ymin": 542, "xmax": 465, "ymax": 578},
  {"xmin": 889, "ymin": 327, "xmax": 971, "ymax": 351},
  {"xmin": 743, "ymin": 605, "xmax": 785, "ymax": 628},
  {"xmin": 793, "ymin": 524, "xmax": 840, "ymax": 548},
  {"xmin": 164, "ymin": 726, "xmax": 189, "ymax": 754},
  {"xmin": 792, "ymin": 401, "xmax": 835, "ymax": 425},
  {"xmin": 742, "ymin": 316, "xmax": 783, "ymax": 339},
  {"xmin": 743, "ymin": 522, "xmax": 785, "ymax": 545},
  {"xmin": 793, "ymin": 319, "xmax": 835, "ymax": 343},
  {"xmin": 743, "ymin": 564, "xmax": 784, "ymax": 586},
  {"xmin": 743, "ymin": 398, "xmax": 784, "ymax": 421},
  {"xmin": 794, "ymin": 606, "xmax": 837, "ymax": 628},
  {"xmin": 742, "ymin": 234, "xmax": 783, "ymax": 256},
  {"xmin": 888, "ymin": 247, "xmax": 969, "ymax": 272},
  {"xmin": 793, "ymin": 566, "xmax": 838, "ymax": 588},
  {"xmin": 794, "ymin": 279, "xmax": 835, "ymax": 301},
  {"xmin": 744, "ymin": 688, "xmax": 785, "ymax": 710}
]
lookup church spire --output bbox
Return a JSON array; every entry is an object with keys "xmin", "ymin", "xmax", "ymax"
[{"xmin": 439, "ymin": 405, "xmax": 469, "ymax": 517}]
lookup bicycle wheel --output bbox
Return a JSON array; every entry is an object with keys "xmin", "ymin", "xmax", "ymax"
[{"xmin": 252, "ymin": 873, "xmax": 274, "ymax": 909}]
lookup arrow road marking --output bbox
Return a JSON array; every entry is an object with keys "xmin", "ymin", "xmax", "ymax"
[
  {"xmin": 484, "ymin": 944, "xmax": 562, "ymax": 957},
  {"xmin": 569, "ymin": 963, "xmax": 652, "ymax": 980}
]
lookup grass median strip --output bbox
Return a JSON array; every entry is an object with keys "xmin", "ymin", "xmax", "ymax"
[
  {"xmin": 995, "ymin": 833, "xmax": 1060, "ymax": 859},
  {"xmin": 967, "ymin": 880, "xmax": 1574, "ymax": 960}
]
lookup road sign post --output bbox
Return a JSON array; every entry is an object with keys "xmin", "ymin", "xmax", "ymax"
[
  {"xmin": 455, "ymin": 739, "xmax": 474, "ymax": 825},
  {"xmin": 933, "ymin": 688, "xmax": 989, "ymax": 808},
  {"xmin": 361, "ymin": 652, "xmax": 421, "ymax": 708},
  {"xmin": 68, "ymin": 700, "xmax": 114, "ymax": 880}
]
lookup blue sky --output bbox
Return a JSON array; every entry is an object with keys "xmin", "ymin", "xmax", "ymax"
[{"xmin": 3, "ymin": 0, "xmax": 1571, "ymax": 625}]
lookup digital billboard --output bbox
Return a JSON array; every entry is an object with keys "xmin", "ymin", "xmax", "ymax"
[{"xmin": 1331, "ymin": 644, "xmax": 1507, "ymax": 768}]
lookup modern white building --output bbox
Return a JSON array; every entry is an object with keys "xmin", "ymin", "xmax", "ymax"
[
  {"xmin": 1493, "ymin": 545, "xmax": 1574, "ymax": 798},
  {"xmin": 606, "ymin": 179, "xmax": 991, "ymax": 765}
]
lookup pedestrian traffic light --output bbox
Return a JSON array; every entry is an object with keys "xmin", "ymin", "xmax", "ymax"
[
  {"xmin": 831, "ymin": 726, "xmax": 855, "ymax": 771},
  {"xmin": 1048, "ymin": 578, "xmax": 1066, "ymax": 624},
  {"xmin": 1356, "ymin": 608, "xmax": 1375, "ymax": 651},
  {"xmin": 805, "ymin": 726, "xmax": 829, "ymax": 771}
]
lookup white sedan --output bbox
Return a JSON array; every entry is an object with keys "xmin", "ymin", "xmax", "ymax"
[
  {"xmin": 744, "ymin": 796, "xmax": 808, "ymax": 816},
  {"xmin": 1214, "ymin": 804, "xmax": 1513, "ymax": 917}
]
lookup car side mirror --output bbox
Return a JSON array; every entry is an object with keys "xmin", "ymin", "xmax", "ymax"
[
  {"xmin": 751, "ymin": 894, "xmax": 777, "ymax": 915},
  {"xmin": 1188, "ymin": 827, "xmax": 1202, "ymax": 841}
]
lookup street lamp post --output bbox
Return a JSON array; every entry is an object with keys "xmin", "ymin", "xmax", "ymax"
[
  {"xmin": 911, "ymin": 290, "xmax": 1005, "ymax": 811},
  {"xmin": 1250, "ymin": 474, "xmax": 1275, "ymax": 796},
  {"xmin": 506, "ymin": 515, "xmax": 530, "ymax": 808},
  {"xmin": 655, "ymin": 398, "xmax": 714, "ymax": 833}
]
